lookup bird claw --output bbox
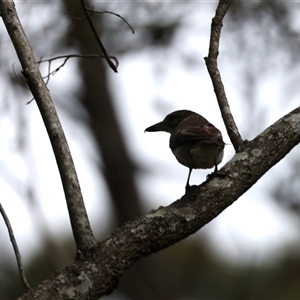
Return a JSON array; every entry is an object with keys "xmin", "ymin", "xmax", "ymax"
[{"xmin": 206, "ymin": 171, "xmax": 230, "ymax": 180}]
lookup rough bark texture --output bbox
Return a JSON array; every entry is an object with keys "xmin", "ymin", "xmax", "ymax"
[{"xmin": 18, "ymin": 106, "xmax": 300, "ymax": 299}]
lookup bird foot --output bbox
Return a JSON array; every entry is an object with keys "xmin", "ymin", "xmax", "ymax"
[
  {"xmin": 185, "ymin": 184, "xmax": 198, "ymax": 192},
  {"xmin": 206, "ymin": 171, "xmax": 230, "ymax": 180}
]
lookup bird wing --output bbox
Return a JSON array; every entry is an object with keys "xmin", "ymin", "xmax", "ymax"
[{"xmin": 170, "ymin": 124, "xmax": 222, "ymax": 148}]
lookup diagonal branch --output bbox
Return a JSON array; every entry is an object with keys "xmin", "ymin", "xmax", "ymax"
[
  {"xmin": 0, "ymin": 203, "xmax": 31, "ymax": 291},
  {"xmin": 0, "ymin": 0, "xmax": 96, "ymax": 251},
  {"xmin": 18, "ymin": 105, "xmax": 300, "ymax": 299},
  {"xmin": 204, "ymin": 0, "xmax": 243, "ymax": 151}
]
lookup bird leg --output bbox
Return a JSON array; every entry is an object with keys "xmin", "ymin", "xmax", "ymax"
[
  {"xmin": 207, "ymin": 164, "xmax": 230, "ymax": 180},
  {"xmin": 185, "ymin": 168, "xmax": 193, "ymax": 190},
  {"xmin": 213, "ymin": 164, "xmax": 218, "ymax": 174}
]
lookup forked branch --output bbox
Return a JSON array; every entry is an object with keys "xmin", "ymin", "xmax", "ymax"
[{"xmin": 18, "ymin": 105, "xmax": 300, "ymax": 299}]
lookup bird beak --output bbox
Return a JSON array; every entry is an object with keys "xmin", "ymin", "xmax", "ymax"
[{"xmin": 145, "ymin": 121, "xmax": 169, "ymax": 133}]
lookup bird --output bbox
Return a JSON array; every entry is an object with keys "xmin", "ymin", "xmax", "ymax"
[{"xmin": 145, "ymin": 110, "xmax": 225, "ymax": 189}]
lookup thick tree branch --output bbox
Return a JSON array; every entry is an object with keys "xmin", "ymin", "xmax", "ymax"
[
  {"xmin": 0, "ymin": 0, "xmax": 96, "ymax": 251},
  {"xmin": 205, "ymin": 0, "xmax": 243, "ymax": 151},
  {"xmin": 18, "ymin": 106, "xmax": 300, "ymax": 299}
]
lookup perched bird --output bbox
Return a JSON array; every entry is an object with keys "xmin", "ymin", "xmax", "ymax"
[{"xmin": 145, "ymin": 110, "xmax": 225, "ymax": 189}]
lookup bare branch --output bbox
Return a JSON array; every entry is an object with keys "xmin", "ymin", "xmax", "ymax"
[
  {"xmin": 86, "ymin": 8, "xmax": 135, "ymax": 34},
  {"xmin": 37, "ymin": 54, "xmax": 119, "ymax": 84},
  {"xmin": 0, "ymin": 203, "xmax": 31, "ymax": 291},
  {"xmin": 79, "ymin": 0, "xmax": 118, "ymax": 72},
  {"xmin": 204, "ymin": 0, "xmax": 243, "ymax": 152},
  {"xmin": 0, "ymin": 0, "xmax": 97, "ymax": 251}
]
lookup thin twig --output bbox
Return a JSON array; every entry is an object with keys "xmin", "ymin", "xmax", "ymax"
[
  {"xmin": 0, "ymin": 203, "xmax": 31, "ymax": 291},
  {"xmin": 204, "ymin": 0, "xmax": 243, "ymax": 152},
  {"xmin": 80, "ymin": 0, "xmax": 118, "ymax": 72},
  {"xmin": 86, "ymin": 8, "xmax": 135, "ymax": 34},
  {"xmin": 37, "ymin": 54, "xmax": 119, "ymax": 85}
]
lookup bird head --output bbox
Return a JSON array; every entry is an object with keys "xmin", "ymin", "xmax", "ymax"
[{"xmin": 145, "ymin": 110, "xmax": 198, "ymax": 133}]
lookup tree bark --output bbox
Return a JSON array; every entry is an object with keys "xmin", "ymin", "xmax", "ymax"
[{"xmin": 18, "ymin": 106, "xmax": 300, "ymax": 299}]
